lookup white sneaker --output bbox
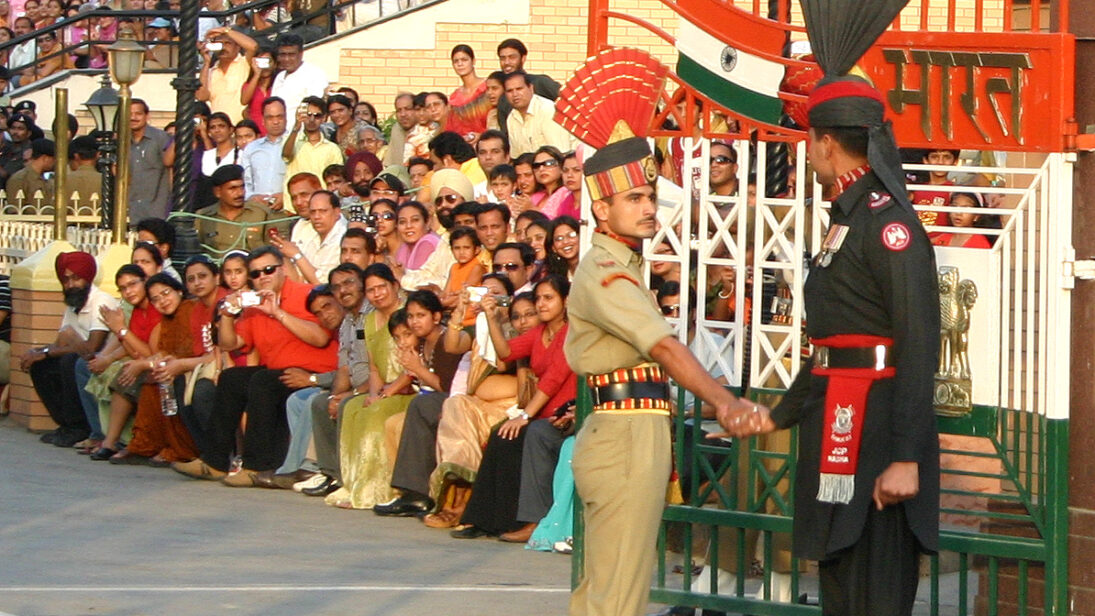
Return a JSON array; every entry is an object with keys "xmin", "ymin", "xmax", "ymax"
[{"xmin": 293, "ymin": 473, "xmax": 328, "ymax": 492}]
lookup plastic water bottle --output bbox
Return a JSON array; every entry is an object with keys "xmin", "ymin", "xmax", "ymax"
[{"xmin": 158, "ymin": 362, "xmax": 178, "ymax": 416}]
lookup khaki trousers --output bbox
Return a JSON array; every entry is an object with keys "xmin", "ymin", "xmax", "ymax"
[{"xmin": 570, "ymin": 412, "xmax": 671, "ymax": 616}]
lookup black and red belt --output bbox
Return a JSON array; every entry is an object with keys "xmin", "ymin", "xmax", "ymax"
[
  {"xmin": 587, "ymin": 363, "xmax": 671, "ymax": 414},
  {"xmin": 809, "ymin": 334, "xmax": 896, "ymax": 504}
]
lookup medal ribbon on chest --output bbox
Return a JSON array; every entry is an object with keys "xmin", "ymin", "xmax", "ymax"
[{"xmin": 814, "ymin": 224, "xmax": 849, "ymax": 268}]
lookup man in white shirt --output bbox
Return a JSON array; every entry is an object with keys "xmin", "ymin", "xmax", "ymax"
[
  {"xmin": 241, "ymin": 97, "xmax": 289, "ymax": 211},
  {"xmin": 273, "ymin": 190, "xmax": 347, "ymax": 284},
  {"xmin": 504, "ymin": 71, "xmax": 576, "ymax": 157},
  {"xmin": 20, "ymin": 251, "xmax": 118, "ymax": 448},
  {"xmin": 270, "ymin": 33, "xmax": 330, "ymax": 132}
]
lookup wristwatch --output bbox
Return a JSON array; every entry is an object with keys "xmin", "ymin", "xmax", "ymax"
[
  {"xmin": 289, "ymin": 253, "xmax": 302, "ymax": 264},
  {"xmin": 39, "ymin": 346, "xmax": 50, "ymax": 356},
  {"xmin": 117, "ymin": 328, "xmax": 129, "ymax": 339},
  {"xmin": 308, "ymin": 373, "xmax": 318, "ymax": 385}
]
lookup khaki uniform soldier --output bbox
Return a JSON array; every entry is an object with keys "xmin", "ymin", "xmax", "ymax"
[
  {"xmin": 196, "ymin": 164, "xmax": 276, "ymax": 255},
  {"xmin": 560, "ymin": 65, "xmax": 762, "ymax": 613}
]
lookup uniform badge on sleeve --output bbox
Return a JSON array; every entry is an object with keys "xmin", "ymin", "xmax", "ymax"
[
  {"xmin": 868, "ymin": 192, "xmax": 891, "ymax": 209},
  {"xmin": 881, "ymin": 222, "xmax": 911, "ymax": 251}
]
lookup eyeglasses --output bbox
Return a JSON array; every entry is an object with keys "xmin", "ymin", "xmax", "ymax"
[
  {"xmin": 660, "ymin": 304, "xmax": 680, "ymax": 316},
  {"xmin": 372, "ymin": 189, "xmax": 398, "ymax": 197},
  {"xmin": 531, "ymin": 159, "xmax": 559, "ymax": 170},
  {"xmin": 493, "ymin": 262, "xmax": 521, "ymax": 272},
  {"xmin": 303, "ymin": 112, "xmax": 323, "ymax": 119},
  {"xmin": 435, "ymin": 194, "xmax": 462, "ymax": 206},
  {"xmin": 554, "ymin": 230, "xmax": 578, "ymax": 243},
  {"xmin": 248, "ymin": 264, "xmax": 280, "ymax": 279},
  {"xmin": 150, "ymin": 287, "xmax": 176, "ymax": 303},
  {"xmin": 710, "ymin": 155, "xmax": 734, "ymax": 165}
]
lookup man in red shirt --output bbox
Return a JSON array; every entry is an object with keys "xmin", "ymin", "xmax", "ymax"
[
  {"xmin": 908, "ymin": 148, "xmax": 959, "ymax": 232},
  {"xmin": 172, "ymin": 246, "xmax": 338, "ymax": 485}
]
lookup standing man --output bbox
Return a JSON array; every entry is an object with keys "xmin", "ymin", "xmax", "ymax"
[
  {"xmin": 721, "ymin": 54, "xmax": 940, "ymax": 616},
  {"xmin": 241, "ymin": 96, "xmax": 289, "ymax": 212},
  {"xmin": 561, "ymin": 91, "xmax": 758, "ymax": 616},
  {"xmin": 494, "ymin": 38, "xmax": 560, "ymax": 133},
  {"xmin": 128, "ymin": 99, "xmax": 175, "ymax": 222},
  {"xmin": 281, "ymin": 95, "xmax": 344, "ymax": 207},
  {"xmin": 5, "ymin": 137, "xmax": 54, "ymax": 204},
  {"xmin": 196, "ymin": 26, "xmax": 258, "ymax": 120},
  {"xmin": 270, "ymin": 33, "xmax": 329, "ymax": 132}
]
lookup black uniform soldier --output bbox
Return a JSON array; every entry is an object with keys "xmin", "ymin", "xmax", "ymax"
[
  {"xmin": 556, "ymin": 50, "xmax": 762, "ymax": 616},
  {"xmin": 723, "ymin": 5, "xmax": 941, "ymax": 613}
]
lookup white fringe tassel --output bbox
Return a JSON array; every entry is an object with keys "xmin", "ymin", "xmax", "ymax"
[{"xmin": 816, "ymin": 473, "xmax": 854, "ymax": 504}]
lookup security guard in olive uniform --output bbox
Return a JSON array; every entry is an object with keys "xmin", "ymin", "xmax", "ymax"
[
  {"xmin": 196, "ymin": 164, "xmax": 276, "ymax": 254},
  {"xmin": 565, "ymin": 132, "xmax": 761, "ymax": 616}
]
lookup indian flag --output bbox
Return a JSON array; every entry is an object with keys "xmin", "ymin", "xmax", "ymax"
[{"xmin": 675, "ymin": 17, "xmax": 785, "ymax": 125}]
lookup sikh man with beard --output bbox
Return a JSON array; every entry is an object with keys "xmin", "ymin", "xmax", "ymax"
[{"xmin": 21, "ymin": 252, "xmax": 118, "ymax": 447}]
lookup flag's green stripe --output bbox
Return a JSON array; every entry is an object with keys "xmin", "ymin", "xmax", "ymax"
[{"xmin": 677, "ymin": 54, "xmax": 782, "ymax": 125}]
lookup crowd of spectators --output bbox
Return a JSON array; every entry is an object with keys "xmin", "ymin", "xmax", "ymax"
[{"xmin": 0, "ymin": 12, "xmax": 1007, "ymax": 570}]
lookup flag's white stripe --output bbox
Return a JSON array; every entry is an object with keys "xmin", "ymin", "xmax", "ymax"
[{"xmin": 675, "ymin": 17, "xmax": 783, "ymax": 97}]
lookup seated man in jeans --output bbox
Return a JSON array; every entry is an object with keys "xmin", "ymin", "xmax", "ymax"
[
  {"xmin": 20, "ymin": 251, "xmax": 117, "ymax": 447},
  {"xmin": 172, "ymin": 246, "xmax": 338, "ymax": 485}
]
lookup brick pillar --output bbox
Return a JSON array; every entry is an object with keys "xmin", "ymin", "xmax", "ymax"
[
  {"xmin": 7, "ymin": 241, "xmax": 81, "ymax": 432},
  {"xmin": 1070, "ymin": 5, "xmax": 1095, "ymax": 614}
]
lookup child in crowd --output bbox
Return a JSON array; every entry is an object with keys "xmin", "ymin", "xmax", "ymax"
[
  {"xmin": 489, "ymin": 164, "xmax": 517, "ymax": 202},
  {"xmin": 442, "ymin": 227, "xmax": 486, "ymax": 321},
  {"xmin": 931, "ymin": 192, "xmax": 992, "ymax": 249}
]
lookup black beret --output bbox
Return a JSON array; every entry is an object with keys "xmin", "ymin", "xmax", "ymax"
[{"xmin": 210, "ymin": 164, "xmax": 244, "ymax": 187}]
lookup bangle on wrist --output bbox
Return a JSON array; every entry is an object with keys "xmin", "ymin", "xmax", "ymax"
[{"xmin": 717, "ymin": 290, "xmax": 731, "ymax": 299}]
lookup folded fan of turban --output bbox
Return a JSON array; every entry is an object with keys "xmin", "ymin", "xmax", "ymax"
[
  {"xmin": 554, "ymin": 47, "xmax": 669, "ymax": 148},
  {"xmin": 799, "ymin": 0, "xmax": 909, "ymax": 78}
]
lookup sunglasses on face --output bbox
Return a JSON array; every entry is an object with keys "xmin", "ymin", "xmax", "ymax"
[
  {"xmin": 554, "ymin": 230, "xmax": 578, "ymax": 243},
  {"xmin": 660, "ymin": 304, "xmax": 680, "ymax": 316},
  {"xmin": 303, "ymin": 112, "xmax": 323, "ymax": 119},
  {"xmin": 373, "ymin": 210, "xmax": 396, "ymax": 219},
  {"xmin": 372, "ymin": 189, "xmax": 398, "ymax": 197},
  {"xmin": 710, "ymin": 155, "xmax": 734, "ymax": 165},
  {"xmin": 531, "ymin": 159, "xmax": 559, "ymax": 170},
  {"xmin": 248, "ymin": 264, "xmax": 279, "ymax": 279},
  {"xmin": 435, "ymin": 194, "xmax": 462, "ymax": 206},
  {"xmin": 493, "ymin": 262, "xmax": 521, "ymax": 272}
]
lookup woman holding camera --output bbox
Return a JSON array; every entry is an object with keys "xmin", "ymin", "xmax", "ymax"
[{"xmin": 451, "ymin": 275, "xmax": 576, "ymax": 540}]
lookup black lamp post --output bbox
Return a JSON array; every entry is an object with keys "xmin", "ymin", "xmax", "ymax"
[{"xmin": 84, "ymin": 74, "xmax": 119, "ymax": 231}]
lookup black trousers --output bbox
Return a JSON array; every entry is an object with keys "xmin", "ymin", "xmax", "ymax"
[
  {"xmin": 29, "ymin": 352, "xmax": 89, "ymax": 437},
  {"xmin": 203, "ymin": 366, "xmax": 294, "ymax": 472},
  {"xmin": 818, "ymin": 504, "xmax": 920, "ymax": 616},
  {"xmin": 461, "ymin": 424, "xmax": 528, "ymax": 535},
  {"xmin": 389, "ymin": 391, "xmax": 446, "ymax": 496},
  {"xmin": 179, "ymin": 377, "xmax": 217, "ymax": 457}
]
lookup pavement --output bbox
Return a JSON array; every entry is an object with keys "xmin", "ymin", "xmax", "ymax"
[{"xmin": 0, "ymin": 417, "xmax": 572, "ymax": 616}]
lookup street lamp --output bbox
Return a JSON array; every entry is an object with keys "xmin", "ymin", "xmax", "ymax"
[
  {"xmin": 84, "ymin": 74, "xmax": 119, "ymax": 231},
  {"xmin": 106, "ymin": 34, "xmax": 144, "ymax": 244}
]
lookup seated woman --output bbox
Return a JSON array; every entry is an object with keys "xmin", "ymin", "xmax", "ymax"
[
  {"xmin": 109, "ymin": 274, "xmax": 212, "ymax": 465},
  {"xmin": 131, "ymin": 241, "xmax": 167, "ymax": 280},
  {"xmin": 530, "ymin": 146, "xmax": 578, "ymax": 220},
  {"xmin": 452, "ymin": 275, "xmax": 576, "ymax": 540},
  {"xmin": 176, "ymin": 256, "xmax": 228, "ymax": 456},
  {"xmin": 324, "ymin": 263, "xmax": 412, "ymax": 509},
  {"xmin": 543, "ymin": 216, "xmax": 581, "ymax": 280},
  {"xmin": 86, "ymin": 265, "xmax": 161, "ymax": 460},
  {"xmin": 20, "ymin": 31, "xmax": 73, "ymax": 85},
  {"xmin": 393, "ymin": 201, "xmax": 440, "ymax": 282},
  {"xmin": 523, "ymin": 217, "xmax": 550, "ymax": 272},
  {"xmin": 368, "ymin": 199, "xmax": 402, "ymax": 270},
  {"xmin": 422, "ymin": 276, "xmax": 526, "ymax": 529}
]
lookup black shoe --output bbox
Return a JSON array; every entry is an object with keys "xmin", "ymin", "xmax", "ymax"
[
  {"xmin": 52, "ymin": 430, "xmax": 89, "ymax": 448},
  {"xmin": 450, "ymin": 525, "xmax": 491, "ymax": 539},
  {"xmin": 89, "ymin": 447, "xmax": 118, "ymax": 461},
  {"xmin": 39, "ymin": 429, "xmax": 59, "ymax": 444},
  {"xmin": 373, "ymin": 493, "xmax": 434, "ymax": 517},
  {"xmin": 301, "ymin": 474, "xmax": 341, "ymax": 497}
]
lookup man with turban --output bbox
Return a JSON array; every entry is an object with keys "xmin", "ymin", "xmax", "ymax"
[{"xmin": 20, "ymin": 251, "xmax": 119, "ymax": 448}]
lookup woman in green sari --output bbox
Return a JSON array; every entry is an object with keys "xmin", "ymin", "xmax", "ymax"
[{"xmin": 326, "ymin": 263, "xmax": 413, "ymax": 509}]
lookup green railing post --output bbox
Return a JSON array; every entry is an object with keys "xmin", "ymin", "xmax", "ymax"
[{"xmin": 1043, "ymin": 418, "xmax": 1069, "ymax": 615}]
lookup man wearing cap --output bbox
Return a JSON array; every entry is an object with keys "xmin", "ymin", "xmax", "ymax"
[
  {"xmin": 368, "ymin": 165, "xmax": 410, "ymax": 205},
  {"xmin": 196, "ymin": 164, "xmax": 274, "ymax": 255},
  {"xmin": 723, "ymin": 75, "xmax": 940, "ymax": 615},
  {"xmin": 20, "ymin": 251, "xmax": 118, "ymax": 448},
  {"xmin": 0, "ymin": 111, "xmax": 31, "ymax": 180},
  {"xmin": 66, "ymin": 135, "xmax": 102, "ymax": 213},
  {"xmin": 565, "ymin": 130, "xmax": 759, "ymax": 616},
  {"xmin": 6, "ymin": 137, "xmax": 54, "ymax": 204}
]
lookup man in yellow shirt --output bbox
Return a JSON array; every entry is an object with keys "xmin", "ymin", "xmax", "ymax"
[{"xmin": 197, "ymin": 26, "xmax": 258, "ymax": 120}]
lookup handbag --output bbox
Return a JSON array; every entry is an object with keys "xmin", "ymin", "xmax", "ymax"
[{"xmin": 183, "ymin": 356, "xmax": 221, "ymax": 406}]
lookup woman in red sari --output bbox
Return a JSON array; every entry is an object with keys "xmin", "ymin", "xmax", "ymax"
[{"xmin": 445, "ymin": 44, "xmax": 489, "ymax": 144}]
